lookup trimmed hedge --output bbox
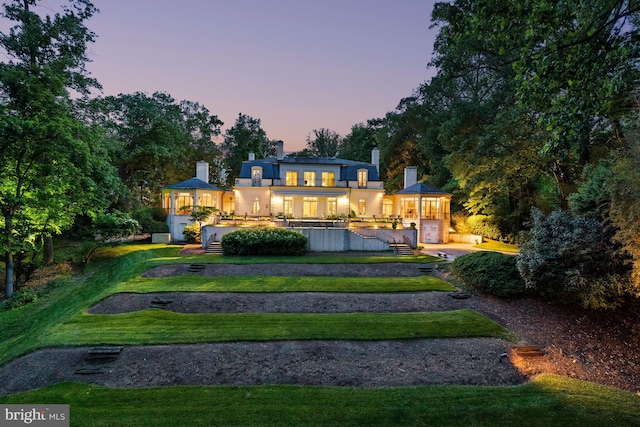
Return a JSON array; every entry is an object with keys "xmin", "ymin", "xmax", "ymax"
[
  {"xmin": 450, "ymin": 251, "xmax": 528, "ymax": 298},
  {"xmin": 221, "ymin": 228, "xmax": 307, "ymax": 256}
]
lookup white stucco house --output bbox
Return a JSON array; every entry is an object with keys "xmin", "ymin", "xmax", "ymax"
[{"xmin": 162, "ymin": 142, "xmax": 451, "ymax": 246}]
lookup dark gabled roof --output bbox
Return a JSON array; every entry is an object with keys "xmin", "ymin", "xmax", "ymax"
[
  {"xmin": 341, "ymin": 164, "xmax": 380, "ymax": 181},
  {"xmin": 395, "ymin": 182, "xmax": 450, "ymax": 195},
  {"xmin": 239, "ymin": 159, "xmax": 280, "ymax": 179},
  {"xmin": 163, "ymin": 178, "xmax": 222, "ymax": 191},
  {"xmin": 238, "ymin": 156, "xmax": 381, "ymax": 181},
  {"xmin": 278, "ymin": 156, "xmax": 363, "ymax": 165}
]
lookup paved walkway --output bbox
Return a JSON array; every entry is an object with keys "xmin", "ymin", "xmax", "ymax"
[{"xmin": 420, "ymin": 243, "xmax": 487, "ymax": 261}]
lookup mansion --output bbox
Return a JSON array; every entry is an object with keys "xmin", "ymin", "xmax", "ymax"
[{"xmin": 162, "ymin": 142, "xmax": 451, "ymax": 246}]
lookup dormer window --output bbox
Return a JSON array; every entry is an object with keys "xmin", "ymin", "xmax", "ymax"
[
  {"xmin": 358, "ymin": 169, "xmax": 368, "ymax": 188},
  {"xmin": 251, "ymin": 166, "xmax": 262, "ymax": 186}
]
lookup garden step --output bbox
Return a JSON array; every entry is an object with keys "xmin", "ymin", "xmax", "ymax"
[
  {"xmin": 150, "ymin": 298, "xmax": 173, "ymax": 309},
  {"xmin": 448, "ymin": 292, "xmax": 471, "ymax": 300},
  {"xmin": 85, "ymin": 346, "xmax": 123, "ymax": 364},
  {"xmin": 389, "ymin": 243, "xmax": 414, "ymax": 256},
  {"xmin": 512, "ymin": 345, "xmax": 545, "ymax": 358},
  {"xmin": 187, "ymin": 263, "xmax": 206, "ymax": 273},
  {"xmin": 206, "ymin": 241, "xmax": 223, "ymax": 254}
]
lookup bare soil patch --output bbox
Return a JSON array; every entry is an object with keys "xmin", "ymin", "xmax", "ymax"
[
  {"xmin": 88, "ymin": 291, "xmax": 471, "ymax": 314},
  {"xmin": 0, "ymin": 339, "xmax": 523, "ymax": 395}
]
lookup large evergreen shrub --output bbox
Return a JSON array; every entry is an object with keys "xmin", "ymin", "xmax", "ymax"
[
  {"xmin": 450, "ymin": 251, "xmax": 527, "ymax": 297},
  {"xmin": 132, "ymin": 207, "xmax": 169, "ymax": 233},
  {"xmin": 221, "ymin": 228, "xmax": 307, "ymax": 256},
  {"xmin": 517, "ymin": 209, "xmax": 631, "ymax": 309}
]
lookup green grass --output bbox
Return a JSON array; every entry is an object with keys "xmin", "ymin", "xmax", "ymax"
[
  {"xmin": 156, "ymin": 252, "xmax": 441, "ymax": 265},
  {"xmin": 3, "ymin": 243, "xmax": 639, "ymax": 426},
  {"xmin": 1, "ymin": 375, "xmax": 638, "ymax": 427},
  {"xmin": 115, "ymin": 274, "xmax": 456, "ymax": 293},
  {"xmin": 46, "ymin": 309, "xmax": 510, "ymax": 345},
  {"xmin": 0, "ymin": 245, "xmax": 447, "ymax": 365},
  {"xmin": 473, "ymin": 239, "xmax": 520, "ymax": 253},
  {"xmin": 0, "ymin": 245, "xmax": 178, "ymax": 365}
]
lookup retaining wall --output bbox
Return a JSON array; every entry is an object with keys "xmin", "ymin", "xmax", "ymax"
[{"xmin": 202, "ymin": 225, "xmax": 392, "ymax": 252}]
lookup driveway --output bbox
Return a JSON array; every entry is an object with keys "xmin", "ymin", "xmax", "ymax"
[{"xmin": 420, "ymin": 243, "xmax": 485, "ymax": 261}]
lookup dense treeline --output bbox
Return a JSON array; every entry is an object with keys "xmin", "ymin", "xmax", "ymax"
[{"xmin": 1, "ymin": 0, "xmax": 639, "ymax": 306}]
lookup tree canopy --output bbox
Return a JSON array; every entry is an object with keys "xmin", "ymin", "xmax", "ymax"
[
  {"xmin": 0, "ymin": 0, "xmax": 110, "ymax": 297},
  {"xmin": 220, "ymin": 113, "xmax": 276, "ymax": 188},
  {"xmin": 92, "ymin": 91, "xmax": 223, "ymax": 207}
]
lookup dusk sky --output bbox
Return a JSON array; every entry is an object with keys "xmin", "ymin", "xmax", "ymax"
[{"xmin": 85, "ymin": 1, "xmax": 440, "ymax": 151}]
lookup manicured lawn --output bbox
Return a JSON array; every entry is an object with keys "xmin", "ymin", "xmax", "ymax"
[
  {"xmin": 2, "ymin": 244, "xmax": 639, "ymax": 426},
  {"xmin": 153, "ymin": 252, "xmax": 441, "ymax": 266},
  {"xmin": 0, "ymin": 245, "xmax": 449, "ymax": 365},
  {"xmin": 115, "ymin": 274, "xmax": 456, "ymax": 293},
  {"xmin": 1, "ymin": 375, "xmax": 638, "ymax": 426},
  {"xmin": 473, "ymin": 239, "xmax": 519, "ymax": 253},
  {"xmin": 0, "ymin": 245, "xmax": 167, "ymax": 365},
  {"xmin": 46, "ymin": 309, "xmax": 510, "ymax": 345}
]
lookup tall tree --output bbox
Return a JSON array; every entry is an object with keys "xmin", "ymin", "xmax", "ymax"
[
  {"xmin": 220, "ymin": 113, "xmax": 275, "ymax": 188},
  {"xmin": 339, "ymin": 122, "xmax": 379, "ymax": 162},
  {"xmin": 0, "ymin": 0, "xmax": 105, "ymax": 297},
  {"xmin": 431, "ymin": 0, "xmax": 640, "ymax": 204},
  {"xmin": 94, "ymin": 92, "xmax": 223, "ymax": 207},
  {"xmin": 304, "ymin": 128, "xmax": 342, "ymax": 158}
]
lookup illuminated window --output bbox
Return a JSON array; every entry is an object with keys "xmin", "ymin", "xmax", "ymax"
[
  {"xmin": 401, "ymin": 197, "xmax": 418, "ymax": 219},
  {"xmin": 304, "ymin": 171, "xmax": 316, "ymax": 186},
  {"xmin": 252, "ymin": 166, "xmax": 262, "ymax": 186},
  {"xmin": 357, "ymin": 169, "xmax": 367, "ymax": 187},
  {"xmin": 327, "ymin": 197, "xmax": 337, "ymax": 216},
  {"xmin": 176, "ymin": 193, "xmax": 193, "ymax": 215},
  {"xmin": 284, "ymin": 197, "xmax": 293, "ymax": 216},
  {"xmin": 321, "ymin": 172, "xmax": 334, "ymax": 187},
  {"xmin": 421, "ymin": 197, "xmax": 440, "ymax": 219},
  {"xmin": 199, "ymin": 193, "xmax": 214, "ymax": 207},
  {"xmin": 252, "ymin": 196, "xmax": 260, "ymax": 214},
  {"xmin": 163, "ymin": 193, "xmax": 170, "ymax": 215},
  {"xmin": 303, "ymin": 197, "xmax": 317, "ymax": 217},
  {"xmin": 286, "ymin": 171, "xmax": 298, "ymax": 186},
  {"xmin": 358, "ymin": 198, "xmax": 366, "ymax": 216},
  {"xmin": 383, "ymin": 199, "xmax": 393, "ymax": 217}
]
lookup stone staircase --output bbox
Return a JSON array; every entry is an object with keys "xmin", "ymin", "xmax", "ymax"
[
  {"xmin": 389, "ymin": 243, "xmax": 414, "ymax": 256},
  {"xmin": 205, "ymin": 241, "xmax": 223, "ymax": 255}
]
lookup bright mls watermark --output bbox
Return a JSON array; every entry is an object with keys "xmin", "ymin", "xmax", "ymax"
[{"xmin": 1, "ymin": 405, "xmax": 69, "ymax": 426}]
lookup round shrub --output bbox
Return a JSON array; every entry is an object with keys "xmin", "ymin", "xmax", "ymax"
[
  {"xmin": 221, "ymin": 228, "xmax": 307, "ymax": 256},
  {"xmin": 182, "ymin": 224, "xmax": 201, "ymax": 243},
  {"xmin": 450, "ymin": 251, "xmax": 528, "ymax": 297}
]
